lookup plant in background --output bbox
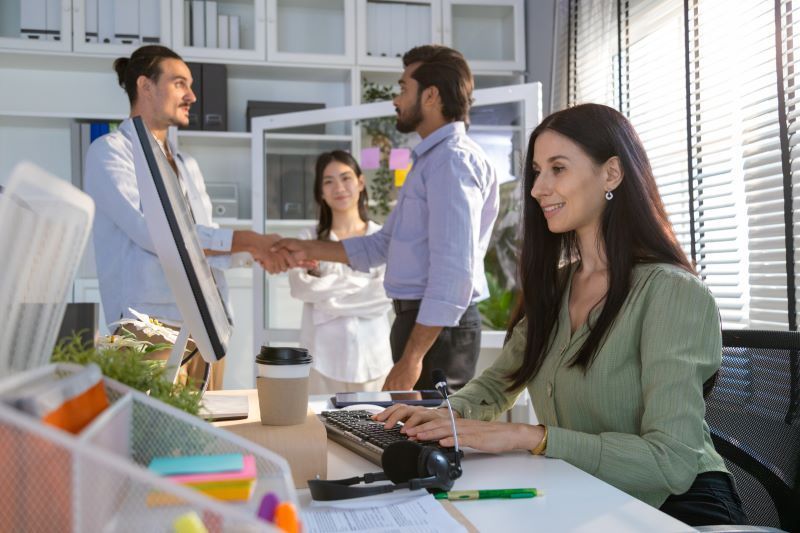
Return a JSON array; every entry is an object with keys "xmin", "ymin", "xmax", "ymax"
[
  {"xmin": 480, "ymin": 180, "xmax": 523, "ymax": 330},
  {"xmin": 359, "ymin": 79, "xmax": 408, "ymax": 218},
  {"xmin": 52, "ymin": 330, "xmax": 203, "ymax": 415}
]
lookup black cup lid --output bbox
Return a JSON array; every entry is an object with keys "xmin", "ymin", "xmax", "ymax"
[{"xmin": 256, "ymin": 346, "xmax": 312, "ymax": 365}]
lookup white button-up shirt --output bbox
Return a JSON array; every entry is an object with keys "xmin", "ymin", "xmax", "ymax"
[
  {"xmin": 84, "ymin": 118, "xmax": 247, "ymax": 327},
  {"xmin": 288, "ymin": 222, "xmax": 393, "ymax": 383}
]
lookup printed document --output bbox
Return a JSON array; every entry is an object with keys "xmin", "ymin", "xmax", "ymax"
[{"xmin": 302, "ymin": 492, "xmax": 466, "ymax": 533}]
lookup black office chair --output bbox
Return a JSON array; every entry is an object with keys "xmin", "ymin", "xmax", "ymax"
[{"xmin": 702, "ymin": 329, "xmax": 800, "ymax": 532}]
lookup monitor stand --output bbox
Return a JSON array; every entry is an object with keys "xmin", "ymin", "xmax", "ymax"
[{"xmin": 165, "ymin": 326, "xmax": 190, "ymax": 384}]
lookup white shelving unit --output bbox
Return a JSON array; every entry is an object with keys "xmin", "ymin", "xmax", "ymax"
[{"xmin": 0, "ymin": 0, "xmax": 529, "ymax": 389}]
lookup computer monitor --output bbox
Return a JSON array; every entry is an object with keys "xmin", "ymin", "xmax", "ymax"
[{"xmin": 130, "ymin": 116, "xmax": 232, "ymax": 373}]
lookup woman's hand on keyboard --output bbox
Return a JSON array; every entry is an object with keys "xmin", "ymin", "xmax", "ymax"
[
  {"xmin": 373, "ymin": 404, "xmax": 452, "ymax": 433},
  {"xmin": 408, "ymin": 418, "xmax": 546, "ymax": 454}
]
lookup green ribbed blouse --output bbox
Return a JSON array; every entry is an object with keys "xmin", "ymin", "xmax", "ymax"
[{"xmin": 449, "ymin": 263, "xmax": 728, "ymax": 509}]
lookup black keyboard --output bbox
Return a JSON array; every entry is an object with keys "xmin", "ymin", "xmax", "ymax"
[{"xmin": 320, "ymin": 410, "xmax": 458, "ymax": 466}]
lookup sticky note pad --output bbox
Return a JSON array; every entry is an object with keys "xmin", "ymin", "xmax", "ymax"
[
  {"xmin": 394, "ymin": 164, "xmax": 411, "ymax": 187},
  {"xmin": 149, "ymin": 454, "xmax": 244, "ymax": 476},
  {"xmin": 168, "ymin": 455, "xmax": 256, "ymax": 485},
  {"xmin": 360, "ymin": 147, "xmax": 380, "ymax": 169},
  {"xmin": 389, "ymin": 148, "xmax": 411, "ymax": 170}
]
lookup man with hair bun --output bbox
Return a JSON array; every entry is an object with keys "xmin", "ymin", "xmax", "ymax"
[{"xmin": 85, "ymin": 45, "xmax": 287, "ymax": 389}]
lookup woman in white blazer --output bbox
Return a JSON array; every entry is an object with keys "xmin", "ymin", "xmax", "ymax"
[{"xmin": 288, "ymin": 151, "xmax": 393, "ymax": 393}]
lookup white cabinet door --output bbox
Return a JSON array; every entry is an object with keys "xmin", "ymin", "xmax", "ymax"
[
  {"xmin": 171, "ymin": 0, "xmax": 266, "ymax": 61},
  {"xmin": 356, "ymin": 0, "xmax": 442, "ymax": 68},
  {"xmin": 442, "ymin": 0, "xmax": 525, "ymax": 71},
  {"xmin": 0, "ymin": 0, "xmax": 71, "ymax": 52},
  {"xmin": 72, "ymin": 0, "xmax": 172, "ymax": 56},
  {"xmin": 267, "ymin": 0, "xmax": 356, "ymax": 65}
]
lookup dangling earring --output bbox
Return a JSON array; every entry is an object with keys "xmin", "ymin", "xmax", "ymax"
[{"xmin": 605, "ymin": 190, "xmax": 614, "ymax": 201}]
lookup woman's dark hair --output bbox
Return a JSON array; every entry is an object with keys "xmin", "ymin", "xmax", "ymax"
[
  {"xmin": 113, "ymin": 45, "xmax": 183, "ymax": 105},
  {"xmin": 313, "ymin": 151, "xmax": 369, "ymax": 241},
  {"xmin": 402, "ymin": 45, "xmax": 474, "ymax": 124},
  {"xmin": 506, "ymin": 103, "xmax": 694, "ymax": 392}
]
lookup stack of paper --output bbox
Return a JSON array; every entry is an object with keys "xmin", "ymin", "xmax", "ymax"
[{"xmin": 148, "ymin": 453, "xmax": 257, "ymax": 505}]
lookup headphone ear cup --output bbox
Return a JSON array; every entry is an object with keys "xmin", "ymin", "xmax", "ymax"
[
  {"xmin": 382, "ymin": 440, "xmax": 425, "ymax": 483},
  {"xmin": 422, "ymin": 448, "xmax": 457, "ymax": 491}
]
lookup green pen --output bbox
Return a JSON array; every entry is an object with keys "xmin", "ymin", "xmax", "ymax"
[{"xmin": 434, "ymin": 488, "xmax": 543, "ymax": 500}]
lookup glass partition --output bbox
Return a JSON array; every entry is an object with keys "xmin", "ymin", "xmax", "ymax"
[{"xmin": 251, "ymin": 83, "xmax": 540, "ymax": 351}]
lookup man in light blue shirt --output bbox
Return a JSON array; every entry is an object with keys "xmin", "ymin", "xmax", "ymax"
[
  {"xmin": 273, "ymin": 46, "xmax": 498, "ymax": 391},
  {"xmin": 86, "ymin": 46, "xmax": 287, "ymax": 389}
]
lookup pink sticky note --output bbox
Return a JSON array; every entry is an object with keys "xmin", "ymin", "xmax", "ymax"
[
  {"xmin": 360, "ymin": 147, "xmax": 381, "ymax": 170},
  {"xmin": 389, "ymin": 148, "xmax": 411, "ymax": 170}
]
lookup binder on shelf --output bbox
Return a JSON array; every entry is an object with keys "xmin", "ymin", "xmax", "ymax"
[
  {"xmin": 184, "ymin": 0, "xmax": 192, "ymax": 46},
  {"xmin": 229, "ymin": 15, "xmax": 240, "ymax": 50},
  {"xmin": 375, "ymin": 2, "xmax": 391, "ymax": 58},
  {"xmin": 366, "ymin": 1, "xmax": 378, "ymax": 56},
  {"xmin": 84, "ymin": 0, "xmax": 98, "ymax": 43},
  {"xmin": 113, "ymin": 0, "xmax": 140, "ymax": 45},
  {"xmin": 218, "ymin": 14, "xmax": 229, "ymax": 49},
  {"xmin": 98, "ymin": 0, "xmax": 114, "ymax": 44},
  {"xmin": 45, "ymin": 0, "xmax": 61, "ymax": 41},
  {"xmin": 191, "ymin": 0, "xmax": 205, "ymax": 47},
  {"xmin": 388, "ymin": 3, "xmax": 405, "ymax": 58},
  {"xmin": 201, "ymin": 63, "xmax": 227, "ymax": 131},
  {"xmin": 19, "ymin": 0, "xmax": 46, "ymax": 40},
  {"xmin": 139, "ymin": 0, "xmax": 161, "ymax": 44},
  {"xmin": 185, "ymin": 62, "xmax": 202, "ymax": 130},
  {"xmin": 205, "ymin": 1, "xmax": 218, "ymax": 48}
]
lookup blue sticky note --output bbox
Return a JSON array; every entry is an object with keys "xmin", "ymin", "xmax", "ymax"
[{"xmin": 149, "ymin": 454, "xmax": 244, "ymax": 476}]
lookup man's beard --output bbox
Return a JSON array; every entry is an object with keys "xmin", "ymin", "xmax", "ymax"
[{"xmin": 395, "ymin": 100, "xmax": 423, "ymax": 134}]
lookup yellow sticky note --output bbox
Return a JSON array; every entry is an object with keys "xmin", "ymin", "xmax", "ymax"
[{"xmin": 394, "ymin": 163, "xmax": 411, "ymax": 187}]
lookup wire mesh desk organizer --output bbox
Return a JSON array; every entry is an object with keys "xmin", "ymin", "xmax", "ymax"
[{"xmin": 0, "ymin": 164, "xmax": 297, "ymax": 531}]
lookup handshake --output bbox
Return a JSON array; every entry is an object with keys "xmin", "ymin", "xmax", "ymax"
[{"xmin": 233, "ymin": 231, "xmax": 321, "ymax": 274}]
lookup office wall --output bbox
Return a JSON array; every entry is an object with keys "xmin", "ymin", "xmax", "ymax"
[{"xmin": 525, "ymin": 0, "xmax": 557, "ymax": 116}]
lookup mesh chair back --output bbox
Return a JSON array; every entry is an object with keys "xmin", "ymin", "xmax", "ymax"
[{"xmin": 705, "ymin": 329, "xmax": 800, "ymax": 530}]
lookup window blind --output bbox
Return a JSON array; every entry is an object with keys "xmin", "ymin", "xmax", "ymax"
[
  {"xmin": 569, "ymin": 0, "xmax": 620, "ymax": 107},
  {"xmin": 556, "ymin": 0, "xmax": 797, "ymax": 330}
]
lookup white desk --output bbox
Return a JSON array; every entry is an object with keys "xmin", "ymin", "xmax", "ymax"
[{"xmin": 304, "ymin": 396, "xmax": 693, "ymax": 533}]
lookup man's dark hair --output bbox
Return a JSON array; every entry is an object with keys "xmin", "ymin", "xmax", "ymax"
[
  {"xmin": 402, "ymin": 45, "xmax": 474, "ymax": 124},
  {"xmin": 113, "ymin": 45, "xmax": 183, "ymax": 105}
]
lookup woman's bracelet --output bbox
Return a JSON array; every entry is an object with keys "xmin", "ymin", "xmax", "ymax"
[{"xmin": 530, "ymin": 424, "xmax": 548, "ymax": 455}]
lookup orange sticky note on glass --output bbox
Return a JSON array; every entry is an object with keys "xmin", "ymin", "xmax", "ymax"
[{"xmin": 394, "ymin": 163, "xmax": 411, "ymax": 187}]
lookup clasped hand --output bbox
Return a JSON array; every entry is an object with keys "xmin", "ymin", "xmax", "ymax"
[
  {"xmin": 247, "ymin": 234, "xmax": 316, "ymax": 274},
  {"xmin": 373, "ymin": 404, "xmax": 544, "ymax": 454}
]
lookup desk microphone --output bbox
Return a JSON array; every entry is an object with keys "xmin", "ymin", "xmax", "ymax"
[{"xmin": 432, "ymin": 368, "xmax": 462, "ymax": 476}]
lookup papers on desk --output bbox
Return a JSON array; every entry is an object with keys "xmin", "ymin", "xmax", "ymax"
[{"xmin": 303, "ymin": 492, "xmax": 466, "ymax": 533}]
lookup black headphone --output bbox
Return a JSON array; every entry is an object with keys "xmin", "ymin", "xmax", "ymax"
[{"xmin": 308, "ymin": 440, "xmax": 462, "ymax": 501}]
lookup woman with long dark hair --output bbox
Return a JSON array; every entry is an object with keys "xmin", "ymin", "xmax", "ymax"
[
  {"xmin": 375, "ymin": 104, "xmax": 746, "ymax": 526},
  {"xmin": 288, "ymin": 151, "xmax": 393, "ymax": 394}
]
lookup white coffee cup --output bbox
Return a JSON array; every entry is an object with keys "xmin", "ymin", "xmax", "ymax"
[{"xmin": 255, "ymin": 347, "xmax": 312, "ymax": 426}]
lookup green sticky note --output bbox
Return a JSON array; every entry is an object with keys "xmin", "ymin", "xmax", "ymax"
[{"xmin": 149, "ymin": 454, "xmax": 244, "ymax": 476}]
